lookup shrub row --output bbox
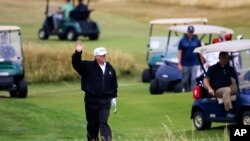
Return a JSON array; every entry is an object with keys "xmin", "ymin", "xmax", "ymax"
[{"xmin": 23, "ymin": 44, "xmax": 139, "ymax": 83}]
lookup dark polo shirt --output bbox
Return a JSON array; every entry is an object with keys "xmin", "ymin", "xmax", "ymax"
[{"xmin": 206, "ymin": 62, "xmax": 237, "ymax": 91}]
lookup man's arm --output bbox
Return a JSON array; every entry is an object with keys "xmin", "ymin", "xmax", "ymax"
[
  {"xmin": 177, "ymin": 50, "xmax": 182, "ymax": 71},
  {"xmin": 72, "ymin": 40, "xmax": 84, "ymax": 75},
  {"xmin": 203, "ymin": 77, "xmax": 215, "ymax": 96},
  {"xmin": 199, "ymin": 53, "xmax": 206, "ymax": 64}
]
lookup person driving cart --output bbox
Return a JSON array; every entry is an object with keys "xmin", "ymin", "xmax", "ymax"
[
  {"xmin": 203, "ymin": 52, "xmax": 238, "ymax": 118},
  {"xmin": 52, "ymin": 6, "xmax": 63, "ymax": 31}
]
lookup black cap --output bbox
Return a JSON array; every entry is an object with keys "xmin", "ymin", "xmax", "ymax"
[{"xmin": 187, "ymin": 25, "xmax": 194, "ymax": 33}]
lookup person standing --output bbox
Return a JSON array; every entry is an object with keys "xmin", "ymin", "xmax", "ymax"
[
  {"xmin": 61, "ymin": 0, "xmax": 74, "ymax": 20},
  {"xmin": 177, "ymin": 25, "xmax": 202, "ymax": 92},
  {"xmin": 72, "ymin": 40, "xmax": 118, "ymax": 141}
]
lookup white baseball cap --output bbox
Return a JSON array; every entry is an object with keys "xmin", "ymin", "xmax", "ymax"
[{"xmin": 93, "ymin": 47, "xmax": 108, "ymax": 56}]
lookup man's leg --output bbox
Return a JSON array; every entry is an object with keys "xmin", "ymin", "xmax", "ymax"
[
  {"xmin": 182, "ymin": 66, "xmax": 191, "ymax": 91},
  {"xmin": 216, "ymin": 87, "xmax": 232, "ymax": 111},
  {"xmin": 99, "ymin": 98, "xmax": 112, "ymax": 141},
  {"xmin": 230, "ymin": 78, "xmax": 238, "ymax": 95},
  {"xmin": 52, "ymin": 15, "xmax": 58, "ymax": 30},
  {"xmin": 85, "ymin": 98, "xmax": 99, "ymax": 141}
]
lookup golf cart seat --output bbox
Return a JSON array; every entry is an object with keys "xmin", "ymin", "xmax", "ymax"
[{"xmin": 69, "ymin": 10, "xmax": 90, "ymax": 21}]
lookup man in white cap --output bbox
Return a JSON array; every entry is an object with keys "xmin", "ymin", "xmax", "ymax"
[{"xmin": 72, "ymin": 40, "xmax": 118, "ymax": 141}]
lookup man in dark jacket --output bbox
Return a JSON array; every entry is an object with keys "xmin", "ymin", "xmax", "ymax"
[
  {"xmin": 204, "ymin": 52, "xmax": 238, "ymax": 118},
  {"xmin": 72, "ymin": 40, "xmax": 118, "ymax": 141},
  {"xmin": 75, "ymin": 0, "xmax": 88, "ymax": 11}
]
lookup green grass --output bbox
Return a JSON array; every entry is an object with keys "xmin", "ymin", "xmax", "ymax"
[
  {"xmin": 0, "ymin": 99, "xmax": 85, "ymax": 141},
  {"xmin": 1, "ymin": 0, "xmax": 250, "ymax": 140},
  {"xmin": 0, "ymin": 81, "xmax": 230, "ymax": 140}
]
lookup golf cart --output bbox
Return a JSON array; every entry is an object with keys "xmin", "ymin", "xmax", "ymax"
[
  {"xmin": 0, "ymin": 26, "xmax": 28, "ymax": 98},
  {"xmin": 191, "ymin": 39, "xmax": 250, "ymax": 130},
  {"xmin": 38, "ymin": 0, "xmax": 100, "ymax": 41},
  {"xmin": 149, "ymin": 24, "xmax": 234, "ymax": 94},
  {"xmin": 142, "ymin": 18, "xmax": 208, "ymax": 83}
]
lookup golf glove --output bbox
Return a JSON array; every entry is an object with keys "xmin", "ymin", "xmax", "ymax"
[{"xmin": 111, "ymin": 98, "xmax": 117, "ymax": 114}]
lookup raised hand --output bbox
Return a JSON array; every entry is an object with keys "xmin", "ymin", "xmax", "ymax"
[{"xmin": 75, "ymin": 40, "xmax": 83, "ymax": 52}]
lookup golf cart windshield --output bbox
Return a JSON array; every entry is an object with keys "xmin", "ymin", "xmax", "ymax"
[
  {"xmin": 149, "ymin": 36, "xmax": 167, "ymax": 53},
  {"xmin": 147, "ymin": 18, "xmax": 208, "ymax": 64},
  {"xmin": 149, "ymin": 36, "xmax": 181, "ymax": 63},
  {"xmin": 162, "ymin": 36, "xmax": 181, "ymax": 63},
  {"xmin": 194, "ymin": 39, "xmax": 250, "ymax": 92},
  {"xmin": 0, "ymin": 30, "xmax": 23, "ymax": 64}
]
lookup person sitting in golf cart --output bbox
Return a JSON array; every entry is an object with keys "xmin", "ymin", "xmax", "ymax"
[
  {"xmin": 52, "ymin": 6, "xmax": 63, "ymax": 31},
  {"xmin": 61, "ymin": 0, "xmax": 74, "ymax": 21},
  {"xmin": 203, "ymin": 52, "xmax": 238, "ymax": 118},
  {"xmin": 75, "ymin": 0, "xmax": 88, "ymax": 11},
  {"xmin": 70, "ymin": 0, "xmax": 90, "ymax": 21}
]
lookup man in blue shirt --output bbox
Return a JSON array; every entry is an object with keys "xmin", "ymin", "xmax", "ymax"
[{"xmin": 177, "ymin": 25, "xmax": 202, "ymax": 91}]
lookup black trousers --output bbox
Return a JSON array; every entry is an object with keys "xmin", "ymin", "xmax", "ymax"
[{"xmin": 84, "ymin": 95, "xmax": 112, "ymax": 141}]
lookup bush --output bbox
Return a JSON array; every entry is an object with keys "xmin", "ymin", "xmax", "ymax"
[{"xmin": 23, "ymin": 43, "xmax": 139, "ymax": 83}]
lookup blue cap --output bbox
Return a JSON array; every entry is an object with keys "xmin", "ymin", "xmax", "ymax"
[{"xmin": 187, "ymin": 25, "xmax": 194, "ymax": 33}]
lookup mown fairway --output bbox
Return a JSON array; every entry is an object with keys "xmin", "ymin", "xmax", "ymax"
[
  {"xmin": 0, "ymin": 0, "xmax": 250, "ymax": 140},
  {"xmin": 0, "ymin": 80, "xmax": 229, "ymax": 141}
]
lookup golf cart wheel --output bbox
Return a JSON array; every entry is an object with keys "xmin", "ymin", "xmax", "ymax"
[
  {"xmin": 38, "ymin": 28, "xmax": 49, "ymax": 40},
  {"xmin": 17, "ymin": 79, "xmax": 28, "ymax": 98},
  {"xmin": 89, "ymin": 34, "xmax": 99, "ymax": 40},
  {"xmin": 174, "ymin": 82, "xmax": 183, "ymax": 93},
  {"xmin": 58, "ymin": 33, "xmax": 67, "ymax": 40},
  {"xmin": 66, "ymin": 28, "xmax": 78, "ymax": 41},
  {"xmin": 150, "ymin": 79, "xmax": 163, "ymax": 95},
  {"xmin": 9, "ymin": 90, "xmax": 17, "ymax": 98},
  {"xmin": 241, "ymin": 111, "xmax": 250, "ymax": 125},
  {"xmin": 142, "ymin": 69, "xmax": 150, "ymax": 83},
  {"xmin": 193, "ymin": 111, "xmax": 211, "ymax": 130}
]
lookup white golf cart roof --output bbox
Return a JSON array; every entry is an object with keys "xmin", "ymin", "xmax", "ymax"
[
  {"xmin": 0, "ymin": 26, "xmax": 20, "ymax": 31},
  {"xmin": 169, "ymin": 24, "xmax": 234, "ymax": 35},
  {"xmin": 149, "ymin": 18, "xmax": 208, "ymax": 25},
  {"xmin": 194, "ymin": 39, "xmax": 250, "ymax": 53}
]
